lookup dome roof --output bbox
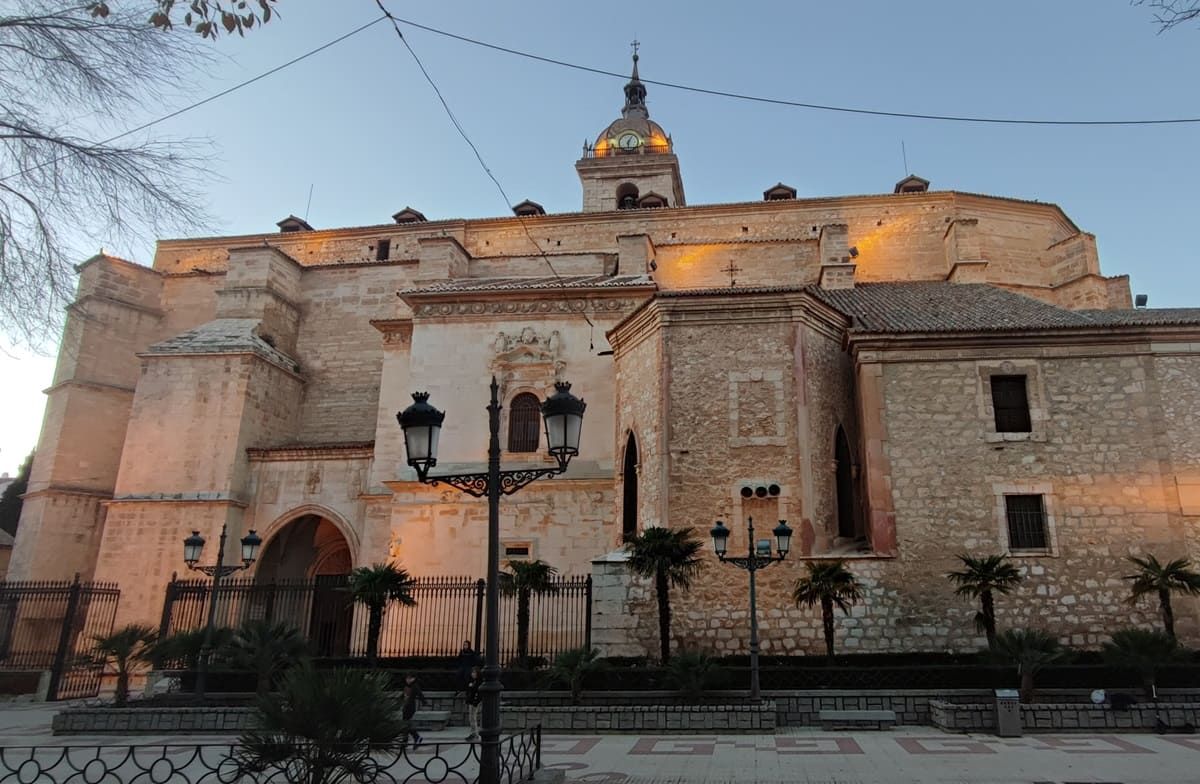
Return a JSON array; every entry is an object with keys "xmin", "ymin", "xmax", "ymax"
[{"xmin": 589, "ymin": 54, "xmax": 673, "ymax": 157}]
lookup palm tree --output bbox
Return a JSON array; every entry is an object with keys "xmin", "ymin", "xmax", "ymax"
[
  {"xmin": 624, "ymin": 526, "xmax": 705, "ymax": 664},
  {"xmin": 233, "ymin": 666, "xmax": 406, "ymax": 784},
  {"xmin": 1124, "ymin": 555, "xmax": 1200, "ymax": 640},
  {"xmin": 1102, "ymin": 628, "xmax": 1184, "ymax": 701},
  {"xmin": 92, "ymin": 623, "xmax": 158, "ymax": 706},
  {"xmin": 792, "ymin": 560, "xmax": 863, "ymax": 659},
  {"xmin": 151, "ymin": 626, "xmax": 235, "ymax": 671},
  {"xmin": 500, "ymin": 559, "xmax": 558, "ymax": 668},
  {"xmin": 945, "ymin": 554, "xmax": 1023, "ymax": 650},
  {"xmin": 544, "ymin": 647, "xmax": 608, "ymax": 705},
  {"xmin": 992, "ymin": 628, "xmax": 1065, "ymax": 703},
  {"xmin": 224, "ymin": 620, "xmax": 311, "ymax": 695},
  {"xmin": 666, "ymin": 650, "xmax": 725, "ymax": 704},
  {"xmin": 348, "ymin": 563, "xmax": 417, "ymax": 665}
]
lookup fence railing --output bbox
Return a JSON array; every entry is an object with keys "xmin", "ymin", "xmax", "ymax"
[
  {"xmin": 160, "ymin": 574, "xmax": 591, "ymax": 663},
  {"xmin": 0, "ymin": 727, "xmax": 542, "ymax": 784},
  {"xmin": 0, "ymin": 576, "xmax": 120, "ymax": 700}
]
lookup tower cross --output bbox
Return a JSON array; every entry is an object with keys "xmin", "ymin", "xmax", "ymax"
[
  {"xmin": 723, "ymin": 260, "xmax": 742, "ymax": 287},
  {"xmin": 630, "ymin": 37, "xmax": 640, "ymax": 57}
]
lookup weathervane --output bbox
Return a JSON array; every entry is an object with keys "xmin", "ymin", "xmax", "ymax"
[{"xmin": 723, "ymin": 260, "xmax": 742, "ymax": 287}]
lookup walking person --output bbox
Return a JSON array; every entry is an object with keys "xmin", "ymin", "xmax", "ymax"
[
  {"xmin": 402, "ymin": 674, "xmax": 425, "ymax": 748},
  {"xmin": 465, "ymin": 666, "xmax": 482, "ymax": 741}
]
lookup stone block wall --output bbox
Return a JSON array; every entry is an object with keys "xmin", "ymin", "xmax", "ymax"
[
  {"xmin": 869, "ymin": 344, "xmax": 1199, "ymax": 646},
  {"xmin": 931, "ymin": 700, "xmax": 1200, "ymax": 733}
]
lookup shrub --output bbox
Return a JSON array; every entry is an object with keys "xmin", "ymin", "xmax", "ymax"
[{"xmin": 666, "ymin": 650, "xmax": 724, "ymax": 703}]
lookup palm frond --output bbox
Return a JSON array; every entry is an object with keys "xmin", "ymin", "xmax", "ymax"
[{"xmin": 792, "ymin": 560, "xmax": 863, "ymax": 614}]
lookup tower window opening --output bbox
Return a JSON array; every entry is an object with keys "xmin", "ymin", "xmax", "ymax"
[
  {"xmin": 375, "ymin": 239, "xmax": 391, "ymax": 261},
  {"xmin": 616, "ymin": 183, "xmax": 639, "ymax": 210}
]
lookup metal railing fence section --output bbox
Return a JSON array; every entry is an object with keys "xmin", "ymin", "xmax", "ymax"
[{"xmin": 160, "ymin": 575, "xmax": 591, "ymax": 661}]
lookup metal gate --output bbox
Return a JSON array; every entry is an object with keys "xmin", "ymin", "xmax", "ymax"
[{"xmin": 0, "ymin": 575, "xmax": 121, "ymax": 701}]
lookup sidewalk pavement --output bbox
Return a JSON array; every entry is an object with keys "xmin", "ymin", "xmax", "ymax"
[{"xmin": 1, "ymin": 701, "xmax": 1197, "ymax": 782}]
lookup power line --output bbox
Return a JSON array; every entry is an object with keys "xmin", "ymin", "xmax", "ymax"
[
  {"xmin": 372, "ymin": 1, "xmax": 598, "ymax": 336},
  {"xmin": 389, "ymin": 15, "xmax": 1200, "ymax": 127},
  {"xmin": 1, "ymin": 16, "xmax": 389, "ymax": 183}
]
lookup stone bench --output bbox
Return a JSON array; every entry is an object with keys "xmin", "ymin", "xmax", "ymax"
[
  {"xmin": 818, "ymin": 709, "xmax": 896, "ymax": 730},
  {"xmin": 412, "ymin": 710, "xmax": 451, "ymax": 731}
]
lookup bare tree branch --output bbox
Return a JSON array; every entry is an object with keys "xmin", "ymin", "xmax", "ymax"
[
  {"xmin": 1134, "ymin": 0, "xmax": 1200, "ymax": 32},
  {"xmin": 0, "ymin": 2, "xmax": 215, "ymax": 349}
]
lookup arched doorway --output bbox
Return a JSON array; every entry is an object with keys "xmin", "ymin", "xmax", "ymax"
[
  {"xmin": 255, "ymin": 514, "xmax": 354, "ymax": 656},
  {"xmin": 834, "ymin": 427, "xmax": 857, "ymax": 541},
  {"xmin": 622, "ymin": 433, "xmax": 639, "ymax": 542}
]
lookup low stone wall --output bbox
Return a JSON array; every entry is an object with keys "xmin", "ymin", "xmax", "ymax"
[
  {"xmin": 768, "ymin": 690, "xmax": 989, "ymax": 727},
  {"xmin": 931, "ymin": 700, "xmax": 1200, "ymax": 733},
  {"xmin": 53, "ymin": 707, "xmax": 256, "ymax": 735},
  {"xmin": 502, "ymin": 702, "xmax": 776, "ymax": 733}
]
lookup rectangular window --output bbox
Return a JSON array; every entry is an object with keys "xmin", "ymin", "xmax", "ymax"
[
  {"xmin": 991, "ymin": 375, "xmax": 1032, "ymax": 433},
  {"xmin": 375, "ymin": 239, "xmax": 391, "ymax": 261},
  {"xmin": 503, "ymin": 542, "xmax": 532, "ymax": 560},
  {"xmin": 1005, "ymin": 494, "xmax": 1048, "ymax": 551}
]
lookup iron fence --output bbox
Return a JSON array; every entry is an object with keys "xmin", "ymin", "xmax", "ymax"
[
  {"xmin": 0, "ymin": 575, "xmax": 120, "ymax": 700},
  {"xmin": 0, "ymin": 727, "xmax": 541, "ymax": 783},
  {"xmin": 160, "ymin": 574, "xmax": 591, "ymax": 663}
]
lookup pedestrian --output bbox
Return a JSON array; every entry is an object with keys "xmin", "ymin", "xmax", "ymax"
[
  {"xmin": 465, "ymin": 665, "xmax": 482, "ymax": 741},
  {"xmin": 455, "ymin": 639, "xmax": 481, "ymax": 691},
  {"xmin": 402, "ymin": 674, "xmax": 425, "ymax": 748}
]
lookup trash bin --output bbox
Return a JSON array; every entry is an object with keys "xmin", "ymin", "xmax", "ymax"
[{"xmin": 994, "ymin": 689, "xmax": 1022, "ymax": 737}]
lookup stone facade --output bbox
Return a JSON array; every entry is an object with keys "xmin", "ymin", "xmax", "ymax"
[{"xmin": 10, "ymin": 57, "xmax": 1200, "ymax": 656}]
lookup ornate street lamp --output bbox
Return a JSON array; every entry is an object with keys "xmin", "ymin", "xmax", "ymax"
[
  {"xmin": 181, "ymin": 525, "xmax": 261, "ymax": 697},
  {"xmin": 398, "ymin": 377, "xmax": 584, "ymax": 784},
  {"xmin": 710, "ymin": 516, "xmax": 791, "ymax": 701}
]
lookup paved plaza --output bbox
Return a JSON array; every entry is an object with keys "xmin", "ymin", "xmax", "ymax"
[{"xmin": 1, "ymin": 702, "xmax": 1198, "ymax": 783}]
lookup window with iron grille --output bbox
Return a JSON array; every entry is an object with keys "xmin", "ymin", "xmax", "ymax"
[
  {"xmin": 507, "ymin": 393, "xmax": 541, "ymax": 453},
  {"xmin": 991, "ymin": 375, "xmax": 1032, "ymax": 433},
  {"xmin": 1005, "ymin": 494, "xmax": 1048, "ymax": 551}
]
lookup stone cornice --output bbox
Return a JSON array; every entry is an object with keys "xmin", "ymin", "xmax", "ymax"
[
  {"xmin": 370, "ymin": 319, "xmax": 413, "ymax": 346},
  {"xmin": 22, "ymin": 486, "xmax": 113, "ymax": 501},
  {"xmin": 137, "ymin": 348, "xmax": 305, "ymax": 383},
  {"xmin": 408, "ymin": 296, "xmax": 645, "ymax": 320},
  {"xmin": 69, "ymin": 293, "xmax": 163, "ymax": 319},
  {"xmin": 247, "ymin": 442, "xmax": 375, "ymax": 462},
  {"xmin": 43, "ymin": 378, "xmax": 136, "ymax": 396},
  {"xmin": 849, "ymin": 327, "xmax": 1200, "ymax": 361},
  {"xmin": 104, "ymin": 493, "xmax": 248, "ymax": 508},
  {"xmin": 227, "ymin": 244, "xmax": 302, "ymax": 269},
  {"xmin": 608, "ymin": 289, "xmax": 849, "ymax": 353}
]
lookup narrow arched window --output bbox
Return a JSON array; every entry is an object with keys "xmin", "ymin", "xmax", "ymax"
[
  {"xmin": 835, "ymin": 426, "xmax": 857, "ymax": 540},
  {"xmin": 621, "ymin": 433, "xmax": 639, "ymax": 542},
  {"xmin": 507, "ymin": 393, "xmax": 541, "ymax": 452}
]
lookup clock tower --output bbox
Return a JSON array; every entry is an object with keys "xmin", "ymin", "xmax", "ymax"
[{"xmin": 576, "ymin": 51, "xmax": 685, "ymax": 212}]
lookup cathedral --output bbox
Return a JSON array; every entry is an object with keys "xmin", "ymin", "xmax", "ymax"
[{"xmin": 10, "ymin": 55, "xmax": 1200, "ymax": 656}]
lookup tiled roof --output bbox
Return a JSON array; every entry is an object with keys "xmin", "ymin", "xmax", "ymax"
[
  {"xmin": 1076, "ymin": 308, "xmax": 1200, "ymax": 327},
  {"xmin": 810, "ymin": 283, "xmax": 1200, "ymax": 334},
  {"xmin": 147, "ymin": 318, "xmax": 301, "ymax": 372},
  {"xmin": 401, "ymin": 274, "xmax": 655, "ymax": 295}
]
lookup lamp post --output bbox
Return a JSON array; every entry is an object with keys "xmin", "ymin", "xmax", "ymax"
[
  {"xmin": 709, "ymin": 516, "xmax": 791, "ymax": 701},
  {"xmin": 398, "ymin": 376, "xmax": 585, "ymax": 784},
  {"xmin": 182, "ymin": 524, "xmax": 262, "ymax": 697}
]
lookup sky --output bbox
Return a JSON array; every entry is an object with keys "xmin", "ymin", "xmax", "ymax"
[{"xmin": 1, "ymin": 0, "xmax": 1198, "ymax": 475}]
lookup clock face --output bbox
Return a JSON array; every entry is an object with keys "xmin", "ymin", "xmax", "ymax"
[{"xmin": 618, "ymin": 132, "xmax": 641, "ymax": 150}]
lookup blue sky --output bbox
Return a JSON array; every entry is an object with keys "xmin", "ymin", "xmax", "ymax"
[{"xmin": 1, "ymin": 0, "xmax": 1197, "ymax": 474}]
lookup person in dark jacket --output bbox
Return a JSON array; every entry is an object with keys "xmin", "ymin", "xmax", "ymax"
[
  {"xmin": 402, "ymin": 674, "xmax": 425, "ymax": 748},
  {"xmin": 464, "ymin": 666, "xmax": 482, "ymax": 741},
  {"xmin": 455, "ymin": 640, "xmax": 481, "ymax": 690}
]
